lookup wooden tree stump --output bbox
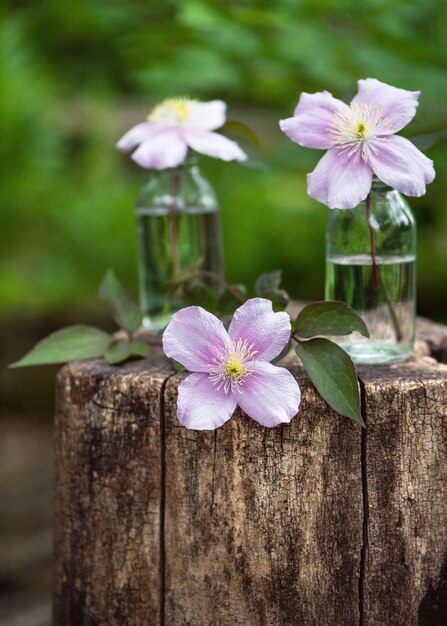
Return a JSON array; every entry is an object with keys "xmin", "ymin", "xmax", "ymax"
[{"xmin": 53, "ymin": 319, "xmax": 447, "ymax": 626}]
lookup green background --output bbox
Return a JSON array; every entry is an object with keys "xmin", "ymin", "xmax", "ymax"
[
  {"xmin": 1, "ymin": 0, "xmax": 447, "ymax": 322},
  {"xmin": 1, "ymin": 5, "xmax": 445, "ymax": 618}
]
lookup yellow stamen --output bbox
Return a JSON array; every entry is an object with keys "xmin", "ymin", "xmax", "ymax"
[
  {"xmin": 208, "ymin": 339, "xmax": 257, "ymax": 394},
  {"xmin": 147, "ymin": 97, "xmax": 193, "ymax": 124},
  {"xmin": 224, "ymin": 358, "xmax": 246, "ymax": 379},
  {"xmin": 355, "ymin": 119, "xmax": 368, "ymax": 139}
]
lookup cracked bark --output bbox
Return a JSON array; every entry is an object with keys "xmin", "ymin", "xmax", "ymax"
[
  {"xmin": 53, "ymin": 324, "xmax": 447, "ymax": 626},
  {"xmin": 358, "ymin": 377, "xmax": 369, "ymax": 626},
  {"xmin": 53, "ymin": 356, "xmax": 175, "ymax": 626},
  {"xmin": 358, "ymin": 362, "xmax": 447, "ymax": 626}
]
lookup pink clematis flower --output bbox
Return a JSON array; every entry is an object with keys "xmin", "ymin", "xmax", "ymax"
[
  {"xmin": 117, "ymin": 97, "xmax": 247, "ymax": 170},
  {"xmin": 162, "ymin": 298, "xmax": 301, "ymax": 430},
  {"xmin": 280, "ymin": 78, "xmax": 435, "ymax": 209}
]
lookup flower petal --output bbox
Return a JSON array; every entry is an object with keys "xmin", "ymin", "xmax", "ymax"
[
  {"xmin": 163, "ymin": 306, "xmax": 230, "ymax": 372},
  {"xmin": 351, "ymin": 78, "xmax": 420, "ymax": 135},
  {"xmin": 131, "ymin": 129, "xmax": 188, "ymax": 170},
  {"xmin": 185, "ymin": 100, "xmax": 227, "ymax": 130},
  {"xmin": 367, "ymin": 135, "xmax": 435, "ymax": 197},
  {"xmin": 228, "ymin": 298, "xmax": 291, "ymax": 362},
  {"xmin": 279, "ymin": 90, "xmax": 349, "ymax": 149},
  {"xmin": 116, "ymin": 122, "xmax": 162, "ymax": 152},
  {"xmin": 184, "ymin": 129, "xmax": 247, "ymax": 162},
  {"xmin": 237, "ymin": 362, "xmax": 300, "ymax": 427},
  {"xmin": 177, "ymin": 372, "xmax": 237, "ymax": 430},
  {"xmin": 307, "ymin": 147, "xmax": 373, "ymax": 209}
]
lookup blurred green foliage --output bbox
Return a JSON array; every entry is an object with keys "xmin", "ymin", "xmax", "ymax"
[{"xmin": 1, "ymin": 0, "xmax": 446, "ymax": 320}]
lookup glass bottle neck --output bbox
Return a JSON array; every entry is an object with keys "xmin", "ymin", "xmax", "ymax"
[
  {"xmin": 326, "ymin": 184, "xmax": 416, "ymax": 260},
  {"xmin": 137, "ymin": 159, "xmax": 219, "ymax": 215}
]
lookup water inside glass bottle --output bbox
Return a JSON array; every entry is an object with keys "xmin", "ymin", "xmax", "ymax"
[
  {"xmin": 325, "ymin": 253, "xmax": 416, "ymax": 364},
  {"xmin": 137, "ymin": 204, "xmax": 222, "ymax": 333}
]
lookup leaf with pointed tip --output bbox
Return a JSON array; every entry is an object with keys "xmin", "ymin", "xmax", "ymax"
[
  {"xmin": 128, "ymin": 340, "xmax": 150, "ymax": 359},
  {"xmin": 295, "ymin": 338, "xmax": 364, "ymax": 425},
  {"xmin": 265, "ymin": 288, "xmax": 289, "ymax": 312},
  {"xmin": 182, "ymin": 279, "xmax": 217, "ymax": 310},
  {"xmin": 99, "ymin": 269, "xmax": 142, "ymax": 334},
  {"xmin": 255, "ymin": 270, "xmax": 282, "ymax": 297},
  {"xmin": 172, "ymin": 360, "xmax": 186, "ymax": 372},
  {"xmin": 409, "ymin": 130, "xmax": 447, "ymax": 151},
  {"xmin": 221, "ymin": 121, "xmax": 267, "ymax": 170},
  {"xmin": 295, "ymin": 301, "xmax": 369, "ymax": 339},
  {"xmin": 217, "ymin": 283, "xmax": 247, "ymax": 315},
  {"xmin": 104, "ymin": 338, "xmax": 149, "ymax": 365},
  {"xmin": 9, "ymin": 326, "xmax": 112, "ymax": 368},
  {"xmin": 221, "ymin": 120, "xmax": 261, "ymax": 148},
  {"xmin": 271, "ymin": 339, "xmax": 292, "ymax": 364}
]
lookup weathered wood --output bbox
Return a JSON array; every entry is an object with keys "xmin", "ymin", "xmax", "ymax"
[
  {"xmin": 53, "ymin": 356, "xmax": 173, "ymax": 626},
  {"xmin": 163, "ymin": 371, "xmax": 362, "ymax": 626},
  {"xmin": 361, "ymin": 362, "xmax": 447, "ymax": 626},
  {"xmin": 53, "ymin": 321, "xmax": 447, "ymax": 626}
]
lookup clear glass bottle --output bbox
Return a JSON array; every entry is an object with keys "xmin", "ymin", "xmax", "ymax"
[
  {"xmin": 325, "ymin": 178, "xmax": 416, "ymax": 364},
  {"xmin": 136, "ymin": 160, "xmax": 223, "ymax": 333}
]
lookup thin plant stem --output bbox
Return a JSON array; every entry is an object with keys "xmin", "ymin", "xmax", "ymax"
[
  {"xmin": 168, "ymin": 167, "xmax": 182, "ymax": 275},
  {"xmin": 166, "ymin": 267, "xmax": 246, "ymax": 304},
  {"xmin": 365, "ymin": 193, "xmax": 378, "ymax": 289},
  {"xmin": 193, "ymin": 268, "xmax": 246, "ymax": 303},
  {"xmin": 377, "ymin": 270, "xmax": 404, "ymax": 342},
  {"xmin": 365, "ymin": 192, "xmax": 403, "ymax": 342},
  {"xmin": 168, "ymin": 216, "xmax": 180, "ymax": 274},
  {"xmin": 145, "ymin": 336, "xmax": 163, "ymax": 346}
]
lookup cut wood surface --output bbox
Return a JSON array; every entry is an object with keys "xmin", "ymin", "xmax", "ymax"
[{"xmin": 53, "ymin": 319, "xmax": 447, "ymax": 626}]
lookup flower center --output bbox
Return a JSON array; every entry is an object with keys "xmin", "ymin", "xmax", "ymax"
[
  {"xmin": 355, "ymin": 119, "xmax": 368, "ymax": 139},
  {"xmin": 147, "ymin": 97, "xmax": 193, "ymax": 125},
  {"xmin": 224, "ymin": 358, "xmax": 246, "ymax": 378},
  {"xmin": 209, "ymin": 339, "xmax": 257, "ymax": 394},
  {"xmin": 327, "ymin": 103, "xmax": 388, "ymax": 161}
]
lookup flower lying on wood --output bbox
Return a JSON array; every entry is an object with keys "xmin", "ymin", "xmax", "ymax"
[
  {"xmin": 10, "ymin": 271, "xmax": 367, "ymax": 428},
  {"xmin": 162, "ymin": 298, "xmax": 301, "ymax": 430},
  {"xmin": 280, "ymin": 78, "xmax": 435, "ymax": 209},
  {"xmin": 117, "ymin": 97, "xmax": 247, "ymax": 169}
]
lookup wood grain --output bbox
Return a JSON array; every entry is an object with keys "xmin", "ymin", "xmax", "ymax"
[
  {"xmin": 359, "ymin": 362, "xmax": 447, "ymax": 626},
  {"xmin": 53, "ymin": 322, "xmax": 447, "ymax": 625},
  {"xmin": 53, "ymin": 355, "xmax": 174, "ymax": 626},
  {"xmin": 163, "ymin": 370, "xmax": 362, "ymax": 626}
]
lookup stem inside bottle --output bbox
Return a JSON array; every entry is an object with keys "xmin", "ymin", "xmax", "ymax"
[
  {"xmin": 325, "ymin": 182, "xmax": 416, "ymax": 364},
  {"xmin": 136, "ymin": 163, "xmax": 224, "ymax": 333}
]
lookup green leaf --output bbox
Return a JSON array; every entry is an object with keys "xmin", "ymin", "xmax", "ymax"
[
  {"xmin": 295, "ymin": 338, "xmax": 364, "ymax": 425},
  {"xmin": 220, "ymin": 121, "xmax": 267, "ymax": 170},
  {"xmin": 9, "ymin": 325, "xmax": 112, "ymax": 368},
  {"xmin": 255, "ymin": 270, "xmax": 282, "ymax": 297},
  {"xmin": 172, "ymin": 359, "xmax": 186, "ymax": 372},
  {"xmin": 129, "ymin": 340, "xmax": 150, "ymax": 359},
  {"xmin": 221, "ymin": 120, "xmax": 260, "ymax": 149},
  {"xmin": 271, "ymin": 339, "xmax": 292, "ymax": 364},
  {"xmin": 408, "ymin": 130, "xmax": 447, "ymax": 151},
  {"xmin": 182, "ymin": 279, "xmax": 217, "ymax": 310},
  {"xmin": 104, "ymin": 338, "xmax": 149, "ymax": 365},
  {"xmin": 217, "ymin": 283, "xmax": 247, "ymax": 315},
  {"xmin": 99, "ymin": 269, "xmax": 142, "ymax": 334},
  {"xmin": 265, "ymin": 288, "xmax": 289, "ymax": 311},
  {"xmin": 295, "ymin": 301, "xmax": 369, "ymax": 339}
]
